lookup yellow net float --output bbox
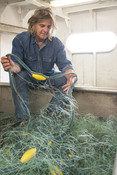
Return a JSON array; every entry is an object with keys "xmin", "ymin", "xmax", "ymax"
[
  {"xmin": 48, "ymin": 140, "xmax": 52, "ymax": 146},
  {"xmin": 32, "ymin": 73, "xmax": 47, "ymax": 81},
  {"xmin": 19, "ymin": 133, "xmax": 28, "ymax": 136},
  {"xmin": 50, "ymin": 166, "xmax": 63, "ymax": 175},
  {"xmin": 68, "ymin": 154, "xmax": 72, "ymax": 158},
  {"xmin": 20, "ymin": 148, "xmax": 36, "ymax": 163}
]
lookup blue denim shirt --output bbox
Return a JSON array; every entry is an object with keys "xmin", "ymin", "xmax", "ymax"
[{"xmin": 11, "ymin": 31, "xmax": 73, "ymax": 76}]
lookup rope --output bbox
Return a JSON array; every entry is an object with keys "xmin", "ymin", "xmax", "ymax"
[
  {"xmin": 0, "ymin": 54, "xmax": 80, "ymax": 175},
  {"xmin": 6, "ymin": 53, "xmax": 76, "ymax": 80},
  {"xmin": 8, "ymin": 68, "xmax": 31, "ymax": 121},
  {"xmin": 5, "ymin": 54, "xmax": 78, "ymax": 140}
]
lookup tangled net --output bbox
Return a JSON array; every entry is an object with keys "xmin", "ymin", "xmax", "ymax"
[
  {"xmin": 0, "ymin": 94, "xmax": 117, "ymax": 175},
  {"xmin": 0, "ymin": 58, "xmax": 117, "ymax": 174}
]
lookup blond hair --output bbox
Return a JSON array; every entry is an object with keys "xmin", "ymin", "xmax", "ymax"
[{"xmin": 28, "ymin": 7, "xmax": 56, "ymax": 39}]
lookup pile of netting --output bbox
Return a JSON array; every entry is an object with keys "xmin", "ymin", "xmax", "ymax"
[
  {"xmin": 0, "ymin": 53, "xmax": 117, "ymax": 174},
  {"xmin": 0, "ymin": 95, "xmax": 117, "ymax": 175}
]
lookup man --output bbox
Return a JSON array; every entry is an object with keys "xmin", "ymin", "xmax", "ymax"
[{"xmin": 1, "ymin": 7, "xmax": 77, "ymax": 122}]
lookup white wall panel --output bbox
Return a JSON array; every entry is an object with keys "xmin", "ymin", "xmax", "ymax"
[
  {"xmin": 67, "ymin": 7, "xmax": 117, "ymax": 88},
  {"xmin": 0, "ymin": 32, "xmax": 16, "ymax": 82},
  {"xmin": 1, "ymin": 6, "xmax": 22, "ymax": 27},
  {"xmin": 55, "ymin": 16, "xmax": 70, "ymax": 44},
  {"xmin": 72, "ymin": 54, "xmax": 94, "ymax": 87},
  {"xmin": 69, "ymin": 11, "xmax": 93, "ymax": 33},
  {"xmin": 97, "ymin": 49, "xmax": 117, "ymax": 88},
  {"xmin": 96, "ymin": 7, "xmax": 117, "ymax": 88},
  {"xmin": 97, "ymin": 7, "xmax": 117, "ymax": 32}
]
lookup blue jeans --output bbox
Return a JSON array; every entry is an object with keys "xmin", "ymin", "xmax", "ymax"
[{"xmin": 11, "ymin": 70, "xmax": 68, "ymax": 121}]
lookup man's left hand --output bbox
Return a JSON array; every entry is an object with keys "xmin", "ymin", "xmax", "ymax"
[{"xmin": 62, "ymin": 74, "xmax": 77, "ymax": 94}]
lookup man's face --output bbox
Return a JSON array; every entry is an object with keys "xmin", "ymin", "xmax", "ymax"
[{"xmin": 35, "ymin": 19, "xmax": 52, "ymax": 41}]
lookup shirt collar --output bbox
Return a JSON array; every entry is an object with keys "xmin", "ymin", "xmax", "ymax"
[{"xmin": 31, "ymin": 35, "xmax": 51, "ymax": 46}]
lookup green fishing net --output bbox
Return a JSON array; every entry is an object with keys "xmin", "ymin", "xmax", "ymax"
[
  {"xmin": 0, "ymin": 112, "xmax": 117, "ymax": 175},
  {"xmin": 0, "ymin": 73, "xmax": 117, "ymax": 175}
]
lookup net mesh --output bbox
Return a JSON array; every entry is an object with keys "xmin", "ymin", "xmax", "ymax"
[{"xmin": 0, "ymin": 75, "xmax": 117, "ymax": 175}]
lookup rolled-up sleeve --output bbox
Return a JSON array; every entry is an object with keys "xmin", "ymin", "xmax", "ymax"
[
  {"xmin": 11, "ymin": 35, "xmax": 24, "ymax": 69},
  {"xmin": 55, "ymin": 38, "xmax": 74, "ymax": 72}
]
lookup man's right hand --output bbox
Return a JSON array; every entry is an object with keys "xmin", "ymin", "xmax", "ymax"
[{"xmin": 1, "ymin": 56, "xmax": 21, "ymax": 73}]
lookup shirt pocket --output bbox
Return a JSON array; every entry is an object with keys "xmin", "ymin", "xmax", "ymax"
[
  {"xmin": 24, "ymin": 53, "xmax": 39, "ymax": 72},
  {"xmin": 43, "ymin": 57, "xmax": 52, "ymax": 63},
  {"xmin": 24, "ymin": 52, "xmax": 38, "ymax": 61}
]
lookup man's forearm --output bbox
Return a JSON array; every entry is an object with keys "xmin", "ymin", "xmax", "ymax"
[{"xmin": 64, "ymin": 69, "xmax": 74, "ymax": 79}]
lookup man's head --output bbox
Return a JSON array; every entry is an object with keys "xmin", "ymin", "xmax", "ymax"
[{"xmin": 28, "ymin": 7, "xmax": 56, "ymax": 40}]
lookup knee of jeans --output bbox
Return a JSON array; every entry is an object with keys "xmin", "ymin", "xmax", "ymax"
[
  {"xmin": 13, "ymin": 71, "xmax": 30, "ymax": 86},
  {"xmin": 53, "ymin": 76, "xmax": 67, "ymax": 89}
]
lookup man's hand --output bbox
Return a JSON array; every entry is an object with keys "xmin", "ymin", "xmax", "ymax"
[
  {"xmin": 1, "ymin": 56, "xmax": 21, "ymax": 73},
  {"xmin": 62, "ymin": 70, "xmax": 77, "ymax": 94}
]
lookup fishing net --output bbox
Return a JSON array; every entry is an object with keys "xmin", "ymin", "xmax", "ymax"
[
  {"xmin": 0, "ymin": 54, "xmax": 117, "ymax": 175},
  {"xmin": 0, "ymin": 108, "xmax": 117, "ymax": 175},
  {"xmin": 0, "ymin": 67, "xmax": 80, "ymax": 175}
]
